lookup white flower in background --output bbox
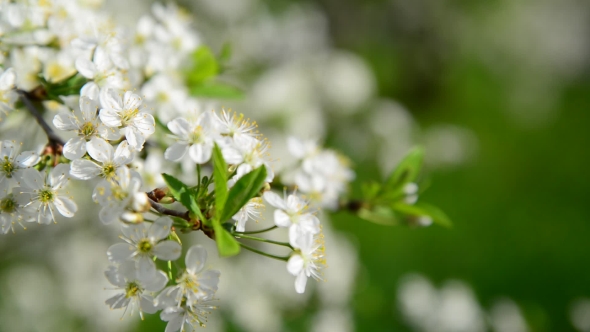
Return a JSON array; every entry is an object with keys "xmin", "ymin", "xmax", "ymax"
[
  {"xmin": 140, "ymin": 73, "xmax": 188, "ymax": 122},
  {"xmin": 263, "ymin": 190, "xmax": 320, "ymax": 248},
  {"xmin": 403, "ymin": 182, "xmax": 419, "ymax": 204},
  {"xmin": 159, "ymin": 299, "xmax": 218, "ymax": 332},
  {"xmin": 223, "ymin": 135, "xmax": 274, "ymax": 184},
  {"xmin": 107, "ymin": 216, "xmax": 182, "ymax": 278},
  {"xmin": 42, "ymin": 50, "xmax": 77, "ymax": 84},
  {"xmin": 0, "ymin": 191, "xmax": 33, "ymax": 234},
  {"xmin": 92, "ymin": 167, "xmax": 149, "ymax": 224},
  {"xmin": 232, "ymin": 197, "xmax": 264, "ymax": 232},
  {"xmin": 214, "ymin": 109, "xmax": 259, "ymax": 141},
  {"xmin": 9, "ymin": 47, "xmax": 42, "ymax": 91},
  {"xmin": 294, "ymin": 150, "xmax": 354, "ymax": 209},
  {"xmin": 104, "ymin": 261, "xmax": 168, "ymax": 319},
  {"xmin": 15, "ymin": 164, "xmax": 77, "ymax": 224},
  {"xmin": 156, "ymin": 245, "xmax": 220, "ymax": 308},
  {"xmin": 70, "ymin": 138, "xmax": 134, "ymax": 180},
  {"xmin": 99, "ymin": 89, "xmax": 155, "ymax": 150},
  {"xmin": 76, "ymin": 46, "xmax": 125, "ymax": 99},
  {"xmin": 0, "ymin": 140, "xmax": 40, "ymax": 190},
  {"xmin": 287, "ymin": 136, "xmax": 319, "ymax": 160},
  {"xmin": 53, "ymin": 96, "xmax": 118, "ymax": 160},
  {"xmin": 164, "ymin": 112, "xmax": 219, "ymax": 164},
  {"xmin": 0, "ymin": 67, "xmax": 18, "ymax": 119},
  {"xmin": 287, "ymin": 232, "xmax": 326, "ymax": 294}
]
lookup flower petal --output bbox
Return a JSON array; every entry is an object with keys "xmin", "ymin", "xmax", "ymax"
[
  {"xmin": 53, "ymin": 196, "xmax": 77, "ymax": 217},
  {"xmin": 75, "ymin": 57, "xmax": 97, "ymax": 79},
  {"xmin": 167, "ymin": 118, "xmax": 190, "ymax": 138},
  {"xmin": 107, "ymin": 243, "xmax": 134, "ymax": 262},
  {"xmin": 148, "ymin": 216, "xmax": 172, "ymax": 241},
  {"xmin": 287, "ymin": 254, "xmax": 304, "ymax": 276},
  {"xmin": 188, "ymin": 142, "xmax": 212, "ymax": 164},
  {"xmin": 15, "ymin": 151, "xmax": 40, "ymax": 168},
  {"xmin": 295, "ymin": 271, "xmax": 308, "ymax": 294},
  {"xmin": 86, "ymin": 137, "xmax": 113, "ymax": 163},
  {"xmin": 185, "ymin": 245, "xmax": 207, "ymax": 274},
  {"xmin": 63, "ymin": 136, "xmax": 87, "ymax": 160},
  {"xmin": 154, "ymin": 241, "xmax": 182, "ymax": 261},
  {"xmin": 99, "ymin": 108, "xmax": 122, "ymax": 127},
  {"xmin": 263, "ymin": 191, "xmax": 287, "ymax": 210},
  {"xmin": 274, "ymin": 209, "xmax": 291, "ymax": 228},
  {"xmin": 164, "ymin": 142, "xmax": 188, "ymax": 162},
  {"xmin": 70, "ymin": 159, "xmax": 101, "ymax": 180},
  {"xmin": 53, "ymin": 112, "xmax": 78, "ymax": 131}
]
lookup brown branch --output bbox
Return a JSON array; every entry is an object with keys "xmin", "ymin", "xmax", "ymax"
[{"xmin": 18, "ymin": 89, "xmax": 65, "ymax": 147}]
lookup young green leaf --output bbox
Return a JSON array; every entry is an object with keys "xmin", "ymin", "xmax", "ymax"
[
  {"xmin": 162, "ymin": 173, "xmax": 200, "ymax": 217},
  {"xmin": 212, "ymin": 144, "xmax": 228, "ymax": 217},
  {"xmin": 213, "ymin": 220, "xmax": 240, "ymax": 257},
  {"xmin": 384, "ymin": 147, "xmax": 424, "ymax": 191},
  {"xmin": 357, "ymin": 206, "xmax": 399, "ymax": 226},
  {"xmin": 393, "ymin": 202, "xmax": 452, "ymax": 227},
  {"xmin": 189, "ymin": 81, "xmax": 244, "ymax": 99},
  {"xmin": 220, "ymin": 166, "xmax": 267, "ymax": 222},
  {"xmin": 186, "ymin": 46, "xmax": 219, "ymax": 85}
]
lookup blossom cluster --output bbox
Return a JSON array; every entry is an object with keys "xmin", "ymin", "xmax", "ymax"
[{"xmin": 0, "ymin": 1, "xmax": 358, "ymax": 330}]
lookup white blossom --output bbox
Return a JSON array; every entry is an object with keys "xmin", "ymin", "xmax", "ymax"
[
  {"xmin": 15, "ymin": 164, "xmax": 78, "ymax": 224},
  {"xmin": 159, "ymin": 299, "xmax": 217, "ymax": 332},
  {"xmin": 232, "ymin": 197, "xmax": 264, "ymax": 232},
  {"xmin": 53, "ymin": 96, "xmax": 118, "ymax": 160},
  {"xmin": 164, "ymin": 112, "xmax": 219, "ymax": 164},
  {"xmin": 263, "ymin": 190, "xmax": 320, "ymax": 248},
  {"xmin": 107, "ymin": 216, "xmax": 182, "ymax": 278},
  {"xmin": 70, "ymin": 137, "xmax": 134, "ymax": 180},
  {"xmin": 287, "ymin": 232, "xmax": 326, "ymax": 294},
  {"xmin": 99, "ymin": 88, "xmax": 155, "ymax": 151},
  {"xmin": 0, "ymin": 67, "xmax": 18, "ymax": 119},
  {"xmin": 156, "ymin": 245, "xmax": 220, "ymax": 308},
  {"xmin": 0, "ymin": 140, "xmax": 40, "ymax": 190},
  {"xmin": 0, "ymin": 190, "xmax": 33, "ymax": 234},
  {"xmin": 104, "ymin": 261, "xmax": 168, "ymax": 319}
]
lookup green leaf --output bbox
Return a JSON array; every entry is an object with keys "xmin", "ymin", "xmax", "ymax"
[
  {"xmin": 357, "ymin": 206, "xmax": 399, "ymax": 226},
  {"xmin": 220, "ymin": 166, "xmax": 267, "ymax": 222},
  {"xmin": 213, "ymin": 221, "xmax": 240, "ymax": 257},
  {"xmin": 384, "ymin": 147, "xmax": 424, "ymax": 190},
  {"xmin": 212, "ymin": 144, "xmax": 228, "ymax": 218},
  {"xmin": 189, "ymin": 81, "xmax": 244, "ymax": 99},
  {"xmin": 219, "ymin": 42, "xmax": 232, "ymax": 64},
  {"xmin": 393, "ymin": 202, "xmax": 453, "ymax": 227},
  {"xmin": 186, "ymin": 46, "xmax": 219, "ymax": 85},
  {"xmin": 162, "ymin": 173, "xmax": 200, "ymax": 216},
  {"xmin": 361, "ymin": 181, "xmax": 382, "ymax": 201}
]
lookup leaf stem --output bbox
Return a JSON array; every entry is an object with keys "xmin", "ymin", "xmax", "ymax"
[
  {"xmin": 238, "ymin": 243, "xmax": 290, "ymax": 261},
  {"xmin": 233, "ymin": 225, "xmax": 277, "ymax": 234},
  {"xmin": 234, "ymin": 233, "xmax": 293, "ymax": 249}
]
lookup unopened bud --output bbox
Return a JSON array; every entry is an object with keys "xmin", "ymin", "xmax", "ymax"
[
  {"xmin": 132, "ymin": 192, "xmax": 150, "ymax": 212},
  {"xmin": 121, "ymin": 211, "xmax": 143, "ymax": 224}
]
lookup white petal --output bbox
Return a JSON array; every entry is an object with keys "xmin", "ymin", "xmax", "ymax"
[
  {"xmin": 140, "ymin": 295, "xmax": 158, "ymax": 314},
  {"xmin": 196, "ymin": 269, "xmax": 220, "ymax": 297},
  {"xmin": 80, "ymin": 82, "xmax": 99, "ymax": 100},
  {"xmin": 137, "ymin": 256, "xmax": 157, "ymax": 279},
  {"xmin": 167, "ymin": 118, "xmax": 191, "ymax": 138},
  {"xmin": 123, "ymin": 91, "xmax": 143, "ymax": 110},
  {"xmin": 132, "ymin": 113, "xmax": 155, "ymax": 136},
  {"xmin": 164, "ymin": 142, "xmax": 188, "ymax": 162},
  {"xmin": 188, "ymin": 142, "xmax": 212, "ymax": 164},
  {"xmin": 63, "ymin": 137, "xmax": 87, "ymax": 160},
  {"xmin": 86, "ymin": 137, "xmax": 113, "ymax": 163},
  {"xmin": 99, "ymin": 205, "xmax": 124, "ymax": 224},
  {"xmin": 274, "ymin": 209, "xmax": 291, "ymax": 228},
  {"xmin": 105, "ymin": 294, "xmax": 128, "ymax": 309},
  {"xmin": 148, "ymin": 216, "xmax": 172, "ymax": 241},
  {"xmin": 263, "ymin": 191, "xmax": 287, "ymax": 210},
  {"xmin": 75, "ymin": 58, "xmax": 97, "ymax": 79},
  {"xmin": 104, "ymin": 265, "xmax": 126, "ymax": 287},
  {"xmin": 99, "ymin": 109, "xmax": 122, "ymax": 127},
  {"xmin": 142, "ymin": 270, "xmax": 168, "ymax": 292},
  {"xmin": 287, "ymin": 254, "xmax": 304, "ymax": 276},
  {"xmin": 124, "ymin": 126, "xmax": 145, "ymax": 151},
  {"xmin": 15, "ymin": 151, "xmax": 40, "ymax": 168},
  {"xmin": 21, "ymin": 168, "xmax": 44, "ymax": 190},
  {"xmin": 299, "ymin": 214, "xmax": 320, "ymax": 235},
  {"xmin": 79, "ymin": 96, "xmax": 98, "ymax": 121},
  {"xmin": 70, "ymin": 159, "xmax": 101, "ymax": 180},
  {"xmin": 113, "ymin": 140, "xmax": 134, "ymax": 165},
  {"xmin": 52, "ymin": 112, "xmax": 78, "ymax": 131},
  {"xmin": 53, "ymin": 196, "xmax": 77, "ymax": 217},
  {"xmin": 295, "ymin": 272, "xmax": 308, "ymax": 293},
  {"xmin": 0, "ymin": 68, "xmax": 16, "ymax": 90},
  {"xmin": 185, "ymin": 245, "xmax": 207, "ymax": 274},
  {"xmin": 153, "ymin": 241, "xmax": 182, "ymax": 261},
  {"xmin": 107, "ymin": 243, "xmax": 134, "ymax": 262},
  {"xmin": 50, "ymin": 164, "xmax": 71, "ymax": 189}
]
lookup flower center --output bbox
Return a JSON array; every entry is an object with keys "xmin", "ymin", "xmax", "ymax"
[
  {"xmin": 0, "ymin": 195, "xmax": 17, "ymax": 213},
  {"xmin": 1, "ymin": 156, "xmax": 14, "ymax": 177},
  {"xmin": 125, "ymin": 282, "xmax": 141, "ymax": 298},
  {"xmin": 80, "ymin": 122, "xmax": 96, "ymax": 138},
  {"xmin": 111, "ymin": 185, "xmax": 128, "ymax": 201},
  {"xmin": 101, "ymin": 163, "xmax": 116, "ymax": 179},
  {"xmin": 178, "ymin": 272, "xmax": 200, "ymax": 295},
  {"xmin": 121, "ymin": 108, "xmax": 139, "ymax": 126},
  {"xmin": 38, "ymin": 189, "xmax": 54, "ymax": 203},
  {"xmin": 190, "ymin": 126, "xmax": 204, "ymax": 144},
  {"xmin": 137, "ymin": 239, "xmax": 153, "ymax": 253}
]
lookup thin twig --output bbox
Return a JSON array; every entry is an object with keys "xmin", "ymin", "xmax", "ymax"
[
  {"xmin": 149, "ymin": 198, "xmax": 192, "ymax": 222},
  {"xmin": 17, "ymin": 90, "xmax": 65, "ymax": 146}
]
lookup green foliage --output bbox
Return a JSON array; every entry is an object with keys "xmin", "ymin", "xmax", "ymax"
[
  {"xmin": 212, "ymin": 144, "xmax": 228, "ymax": 217},
  {"xmin": 161, "ymin": 173, "xmax": 200, "ymax": 217},
  {"xmin": 356, "ymin": 147, "xmax": 452, "ymax": 227},
  {"xmin": 392, "ymin": 202, "xmax": 452, "ymax": 228},
  {"xmin": 185, "ymin": 46, "xmax": 244, "ymax": 100},
  {"xmin": 212, "ymin": 219, "xmax": 241, "ymax": 257},
  {"xmin": 220, "ymin": 166, "xmax": 267, "ymax": 222}
]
